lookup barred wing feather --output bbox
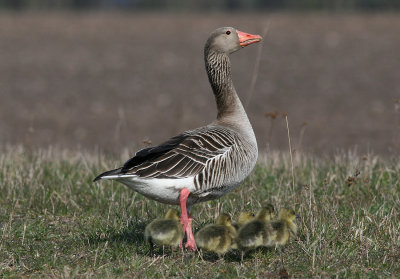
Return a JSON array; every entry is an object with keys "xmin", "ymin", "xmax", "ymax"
[{"xmin": 121, "ymin": 127, "xmax": 236, "ymax": 181}]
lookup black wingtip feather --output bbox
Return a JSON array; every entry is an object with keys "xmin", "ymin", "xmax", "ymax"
[
  {"xmin": 121, "ymin": 134, "xmax": 189, "ymax": 172},
  {"xmin": 93, "ymin": 167, "xmax": 123, "ymax": 182}
]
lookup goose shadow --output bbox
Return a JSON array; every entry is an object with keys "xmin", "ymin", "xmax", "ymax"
[
  {"xmin": 197, "ymin": 250, "xmax": 242, "ymax": 263},
  {"xmin": 85, "ymin": 220, "xmax": 275, "ymax": 260},
  {"xmin": 85, "ymin": 219, "xmax": 191, "ymax": 257},
  {"xmin": 86, "ymin": 219, "xmax": 151, "ymax": 256},
  {"xmin": 195, "ymin": 248, "xmax": 274, "ymax": 263}
]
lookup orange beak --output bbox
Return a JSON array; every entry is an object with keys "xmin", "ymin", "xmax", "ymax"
[{"xmin": 237, "ymin": 30, "xmax": 262, "ymax": 47}]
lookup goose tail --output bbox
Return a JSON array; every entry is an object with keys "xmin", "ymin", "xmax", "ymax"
[{"xmin": 93, "ymin": 167, "xmax": 123, "ymax": 182}]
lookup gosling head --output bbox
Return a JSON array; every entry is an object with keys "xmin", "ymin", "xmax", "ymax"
[
  {"xmin": 255, "ymin": 203, "xmax": 275, "ymax": 222},
  {"xmin": 216, "ymin": 213, "xmax": 232, "ymax": 226},
  {"xmin": 279, "ymin": 208, "xmax": 297, "ymax": 222},
  {"xmin": 164, "ymin": 208, "xmax": 180, "ymax": 220},
  {"xmin": 238, "ymin": 211, "xmax": 254, "ymax": 225}
]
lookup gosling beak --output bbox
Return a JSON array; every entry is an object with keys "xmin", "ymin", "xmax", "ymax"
[
  {"xmin": 237, "ymin": 30, "xmax": 262, "ymax": 47},
  {"xmin": 296, "ymin": 214, "xmax": 301, "ymax": 219}
]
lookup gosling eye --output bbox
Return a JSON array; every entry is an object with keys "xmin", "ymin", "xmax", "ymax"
[{"xmin": 226, "ymin": 30, "xmax": 231, "ymax": 35}]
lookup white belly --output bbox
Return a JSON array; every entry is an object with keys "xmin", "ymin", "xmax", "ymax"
[{"xmin": 116, "ymin": 176, "xmax": 196, "ymax": 205}]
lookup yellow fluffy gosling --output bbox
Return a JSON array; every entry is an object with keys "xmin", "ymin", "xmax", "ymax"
[
  {"xmin": 236, "ymin": 204, "xmax": 275, "ymax": 260},
  {"xmin": 231, "ymin": 211, "xmax": 254, "ymax": 249},
  {"xmin": 144, "ymin": 208, "xmax": 184, "ymax": 254},
  {"xmin": 195, "ymin": 213, "xmax": 237, "ymax": 257},
  {"xmin": 271, "ymin": 208, "xmax": 297, "ymax": 247}
]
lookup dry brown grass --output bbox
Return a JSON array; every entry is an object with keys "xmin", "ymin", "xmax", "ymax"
[{"xmin": 0, "ymin": 146, "xmax": 399, "ymax": 277}]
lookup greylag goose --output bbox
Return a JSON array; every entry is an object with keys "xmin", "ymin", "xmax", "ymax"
[
  {"xmin": 94, "ymin": 27, "xmax": 262, "ymax": 250},
  {"xmin": 144, "ymin": 208, "xmax": 184, "ymax": 254},
  {"xmin": 195, "ymin": 213, "xmax": 237, "ymax": 257}
]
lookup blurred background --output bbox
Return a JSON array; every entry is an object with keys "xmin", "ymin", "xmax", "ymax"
[{"xmin": 0, "ymin": 1, "xmax": 399, "ymax": 157}]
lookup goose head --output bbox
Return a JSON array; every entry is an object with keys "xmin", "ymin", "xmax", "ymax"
[{"xmin": 206, "ymin": 27, "xmax": 262, "ymax": 54}]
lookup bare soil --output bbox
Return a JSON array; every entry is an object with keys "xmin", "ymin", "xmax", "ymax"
[{"xmin": 1, "ymin": 12, "xmax": 399, "ymax": 156}]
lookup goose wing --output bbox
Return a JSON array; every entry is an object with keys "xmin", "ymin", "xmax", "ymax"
[{"xmin": 105, "ymin": 126, "xmax": 235, "ymax": 180}]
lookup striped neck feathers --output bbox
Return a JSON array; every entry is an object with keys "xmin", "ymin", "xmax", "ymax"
[{"xmin": 205, "ymin": 48, "xmax": 241, "ymax": 119}]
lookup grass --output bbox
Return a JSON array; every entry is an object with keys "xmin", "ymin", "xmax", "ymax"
[{"xmin": 0, "ymin": 146, "xmax": 399, "ymax": 278}]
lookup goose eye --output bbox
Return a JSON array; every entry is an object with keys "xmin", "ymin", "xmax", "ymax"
[{"xmin": 226, "ymin": 31, "xmax": 231, "ymax": 35}]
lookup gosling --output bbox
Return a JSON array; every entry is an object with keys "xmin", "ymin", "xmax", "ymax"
[
  {"xmin": 236, "ymin": 204, "xmax": 275, "ymax": 260},
  {"xmin": 270, "ymin": 208, "xmax": 298, "ymax": 247},
  {"xmin": 231, "ymin": 211, "xmax": 254, "ymax": 250},
  {"xmin": 195, "ymin": 213, "xmax": 237, "ymax": 257},
  {"xmin": 144, "ymin": 208, "xmax": 184, "ymax": 254}
]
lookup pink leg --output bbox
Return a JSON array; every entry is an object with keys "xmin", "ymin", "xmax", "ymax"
[{"xmin": 179, "ymin": 188, "xmax": 197, "ymax": 251}]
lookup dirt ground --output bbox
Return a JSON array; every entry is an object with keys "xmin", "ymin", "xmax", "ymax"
[{"xmin": 0, "ymin": 12, "xmax": 399, "ymax": 156}]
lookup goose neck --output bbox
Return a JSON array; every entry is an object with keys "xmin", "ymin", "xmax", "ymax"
[{"xmin": 205, "ymin": 50, "xmax": 241, "ymax": 119}]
